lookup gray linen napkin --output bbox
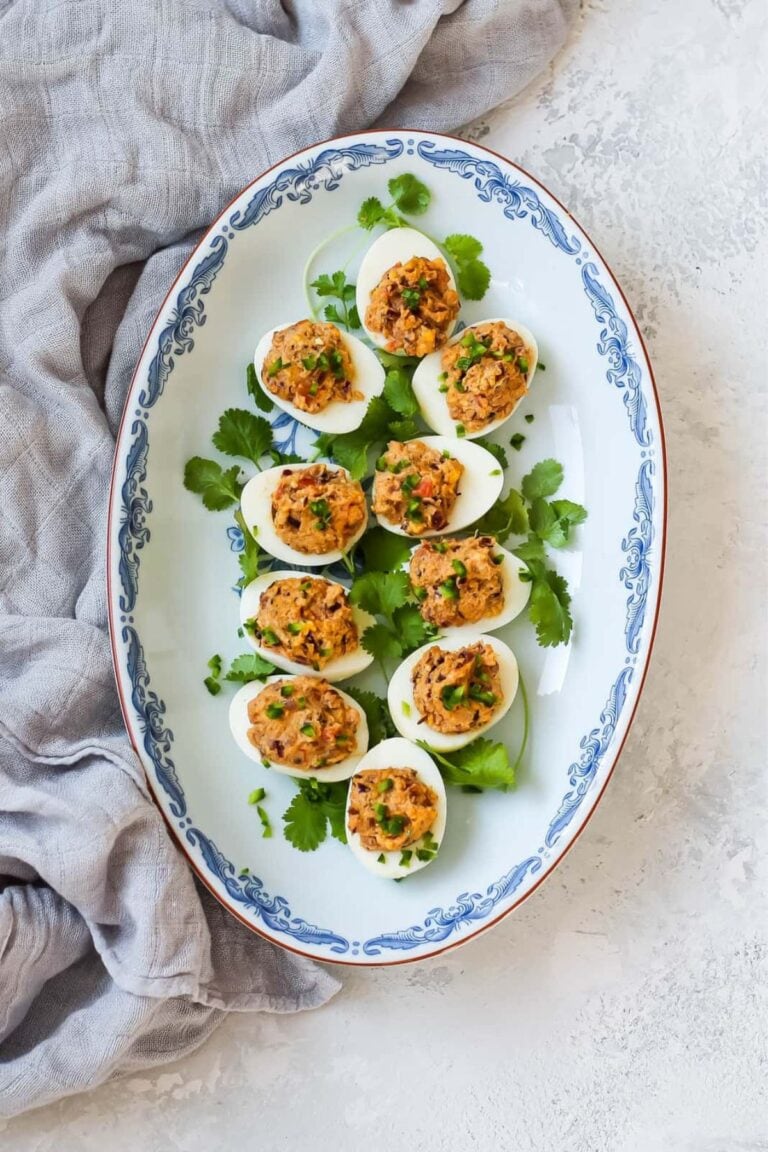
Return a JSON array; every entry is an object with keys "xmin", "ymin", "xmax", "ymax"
[{"xmin": 0, "ymin": 0, "xmax": 576, "ymax": 1117}]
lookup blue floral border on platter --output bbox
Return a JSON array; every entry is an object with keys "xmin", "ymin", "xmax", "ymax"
[{"xmin": 114, "ymin": 135, "xmax": 658, "ymax": 958}]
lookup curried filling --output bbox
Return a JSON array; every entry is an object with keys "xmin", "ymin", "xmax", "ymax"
[
  {"xmin": 263, "ymin": 320, "xmax": 361, "ymax": 414},
  {"xmin": 410, "ymin": 536, "xmax": 504, "ymax": 629},
  {"xmin": 365, "ymin": 256, "xmax": 460, "ymax": 357},
  {"xmin": 440, "ymin": 322, "xmax": 531, "ymax": 432},
  {"xmin": 271, "ymin": 464, "xmax": 367, "ymax": 555},
  {"xmin": 246, "ymin": 676, "xmax": 359, "ymax": 771},
  {"xmin": 348, "ymin": 768, "xmax": 438, "ymax": 853},
  {"xmin": 372, "ymin": 440, "xmax": 463, "ymax": 536},
  {"xmin": 249, "ymin": 577, "xmax": 359, "ymax": 670},
  {"xmin": 411, "ymin": 641, "xmax": 502, "ymax": 735}
]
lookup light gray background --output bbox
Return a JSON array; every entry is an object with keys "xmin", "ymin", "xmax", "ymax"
[{"xmin": 3, "ymin": 0, "xmax": 766, "ymax": 1147}]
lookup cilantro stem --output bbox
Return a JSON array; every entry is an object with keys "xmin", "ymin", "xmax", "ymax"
[
  {"xmin": 303, "ymin": 224, "xmax": 358, "ymax": 319},
  {"xmin": 510, "ymin": 668, "xmax": 530, "ymax": 778},
  {"xmin": 339, "ymin": 547, "xmax": 357, "ymax": 576}
]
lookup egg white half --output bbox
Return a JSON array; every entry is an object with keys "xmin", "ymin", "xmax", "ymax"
[
  {"xmin": 241, "ymin": 463, "xmax": 368, "ymax": 567},
  {"xmin": 228, "ymin": 676, "xmax": 369, "ymax": 781},
  {"xmin": 345, "ymin": 737, "xmax": 447, "ymax": 880},
  {"xmin": 372, "ymin": 435, "xmax": 504, "ymax": 538},
  {"xmin": 254, "ymin": 322, "xmax": 385, "ymax": 434},
  {"xmin": 387, "ymin": 632, "xmax": 519, "ymax": 752},
  {"xmin": 355, "ymin": 227, "xmax": 459, "ymax": 352},
  {"xmin": 411, "ymin": 318, "xmax": 539, "ymax": 439},
  {"xmin": 240, "ymin": 570, "xmax": 376, "ymax": 681},
  {"xmin": 408, "ymin": 542, "xmax": 531, "ymax": 637}
]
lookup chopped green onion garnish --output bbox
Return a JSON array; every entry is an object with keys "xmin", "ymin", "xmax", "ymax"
[
  {"xmin": 280, "ymin": 684, "xmax": 294, "ymax": 697},
  {"xmin": 248, "ymin": 787, "xmax": 266, "ymax": 805},
  {"xmin": 399, "ymin": 849, "xmax": 413, "ymax": 867},
  {"xmin": 266, "ymin": 702, "xmax": 284, "ymax": 719},
  {"xmin": 256, "ymin": 805, "xmax": 272, "ymax": 838},
  {"xmin": 451, "ymin": 559, "xmax": 467, "ymax": 578},
  {"xmin": 524, "ymin": 413, "xmax": 535, "ymax": 423},
  {"xmin": 300, "ymin": 723, "xmax": 316, "ymax": 738},
  {"xmin": 377, "ymin": 778, "xmax": 394, "ymax": 793}
]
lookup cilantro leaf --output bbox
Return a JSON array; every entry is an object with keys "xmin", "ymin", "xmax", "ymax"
[
  {"xmin": 223, "ymin": 653, "xmax": 276, "ymax": 683},
  {"xmin": 282, "ymin": 778, "xmax": 349, "ymax": 852},
  {"xmin": 184, "ymin": 457, "xmax": 243, "ymax": 511},
  {"xmin": 475, "ymin": 438, "xmax": 509, "ymax": 470},
  {"xmin": 212, "ymin": 408, "xmax": 273, "ymax": 467},
  {"xmin": 376, "ymin": 350, "xmax": 421, "ymax": 370},
  {"xmin": 521, "ymin": 459, "xmax": 564, "ymax": 501},
  {"xmin": 513, "ymin": 534, "xmax": 546, "ymax": 562},
  {"xmin": 311, "ymin": 270, "xmax": 360, "ymax": 330},
  {"xmin": 551, "ymin": 499, "xmax": 588, "ymax": 529},
  {"xmin": 388, "ymin": 173, "xmax": 431, "ymax": 215},
  {"xmin": 358, "ymin": 196, "xmax": 387, "ymax": 230},
  {"xmin": 314, "ymin": 395, "xmax": 398, "ymax": 479},
  {"xmin": 358, "ymin": 196, "xmax": 400, "ymax": 231},
  {"xmin": 420, "ymin": 737, "xmax": 516, "ymax": 791},
  {"xmin": 392, "ymin": 604, "xmax": 436, "ymax": 653},
  {"xmin": 361, "ymin": 623, "xmax": 403, "ymax": 665},
  {"xmin": 443, "ymin": 234, "xmax": 490, "ymax": 301},
  {"xmin": 528, "ymin": 497, "xmax": 565, "ymax": 546},
  {"xmin": 527, "ymin": 561, "xmax": 573, "ymax": 647},
  {"xmin": 246, "ymin": 363, "xmax": 273, "ymax": 413},
  {"xmin": 455, "ymin": 260, "xmax": 491, "ymax": 301},
  {"xmin": 234, "ymin": 509, "xmax": 261, "ymax": 587},
  {"xmin": 350, "ymin": 571, "xmax": 410, "ymax": 622},
  {"xmin": 360, "ymin": 527, "xmax": 412, "ymax": 572},
  {"xmin": 383, "ymin": 368, "xmax": 419, "ymax": 417},
  {"xmin": 387, "ymin": 416, "xmax": 421, "ymax": 441},
  {"xmin": 344, "ymin": 687, "xmax": 396, "ymax": 745},
  {"xmin": 282, "ymin": 791, "xmax": 329, "ymax": 852},
  {"xmin": 443, "ymin": 234, "xmax": 483, "ymax": 262},
  {"xmin": 471, "ymin": 487, "xmax": 528, "ymax": 542}
]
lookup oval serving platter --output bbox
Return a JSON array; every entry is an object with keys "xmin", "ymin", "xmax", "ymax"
[{"xmin": 108, "ymin": 130, "xmax": 666, "ymax": 966}]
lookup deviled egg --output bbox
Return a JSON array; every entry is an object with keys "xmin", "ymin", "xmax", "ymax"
[
  {"xmin": 254, "ymin": 319, "xmax": 385, "ymax": 434},
  {"xmin": 346, "ymin": 737, "xmax": 447, "ymax": 880},
  {"xmin": 371, "ymin": 435, "xmax": 503, "ymax": 538},
  {"xmin": 388, "ymin": 633, "xmax": 519, "ymax": 752},
  {"xmin": 241, "ymin": 462, "xmax": 367, "ymax": 567},
  {"xmin": 240, "ymin": 571, "xmax": 376, "ymax": 681},
  {"xmin": 229, "ymin": 674, "xmax": 368, "ymax": 781},
  {"xmin": 356, "ymin": 227, "xmax": 460, "ymax": 357},
  {"xmin": 409, "ymin": 537, "xmax": 531, "ymax": 635},
  {"xmin": 412, "ymin": 319, "xmax": 538, "ymax": 439}
]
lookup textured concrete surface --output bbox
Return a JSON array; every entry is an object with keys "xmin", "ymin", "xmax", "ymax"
[{"xmin": 3, "ymin": 0, "xmax": 767, "ymax": 1148}]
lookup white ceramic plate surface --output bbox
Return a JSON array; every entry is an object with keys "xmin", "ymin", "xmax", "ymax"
[{"xmin": 108, "ymin": 130, "xmax": 665, "ymax": 965}]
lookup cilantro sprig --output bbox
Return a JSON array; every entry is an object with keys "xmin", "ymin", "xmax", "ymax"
[
  {"xmin": 470, "ymin": 458, "xmax": 587, "ymax": 647},
  {"xmin": 443, "ymin": 234, "xmax": 491, "ymax": 301},
  {"xmin": 202, "ymin": 651, "xmax": 274, "ymax": 696},
  {"xmin": 282, "ymin": 778, "xmax": 348, "ymax": 853},
  {"xmin": 358, "ymin": 174, "xmax": 431, "ymax": 231},
  {"xmin": 310, "ymin": 270, "xmax": 360, "ymax": 330},
  {"xmin": 350, "ymin": 571, "xmax": 436, "ymax": 675},
  {"xmin": 419, "ymin": 672, "xmax": 529, "ymax": 790},
  {"xmin": 184, "ymin": 408, "xmax": 275, "ymax": 511},
  {"xmin": 313, "ymin": 392, "xmax": 420, "ymax": 480}
]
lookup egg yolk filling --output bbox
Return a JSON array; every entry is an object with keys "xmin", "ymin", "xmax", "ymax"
[
  {"xmin": 263, "ymin": 320, "xmax": 361, "ymax": 414},
  {"xmin": 372, "ymin": 440, "xmax": 464, "ymax": 535},
  {"xmin": 411, "ymin": 641, "xmax": 502, "ymax": 735},
  {"xmin": 410, "ymin": 536, "xmax": 504, "ymax": 628},
  {"xmin": 271, "ymin": 464, "xmax": 367, "ymax": 555},
  {"xmin": 365, "ymin": 256, "xmax": 460, "ymax": 357},
  {"xmin": 440, "ymin": 322, "xmax": 531, "ymax": 432},
  {"xmin": 246, "ymin": 676, "xmax": 359, "ymax": 770},
  {"xmin": 249, "ymin": 577, "xmax": 359, "ymax": 670},
  {"xmin": 348, "ymin": 768, "xmax": 438, "ymax": 853}
]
